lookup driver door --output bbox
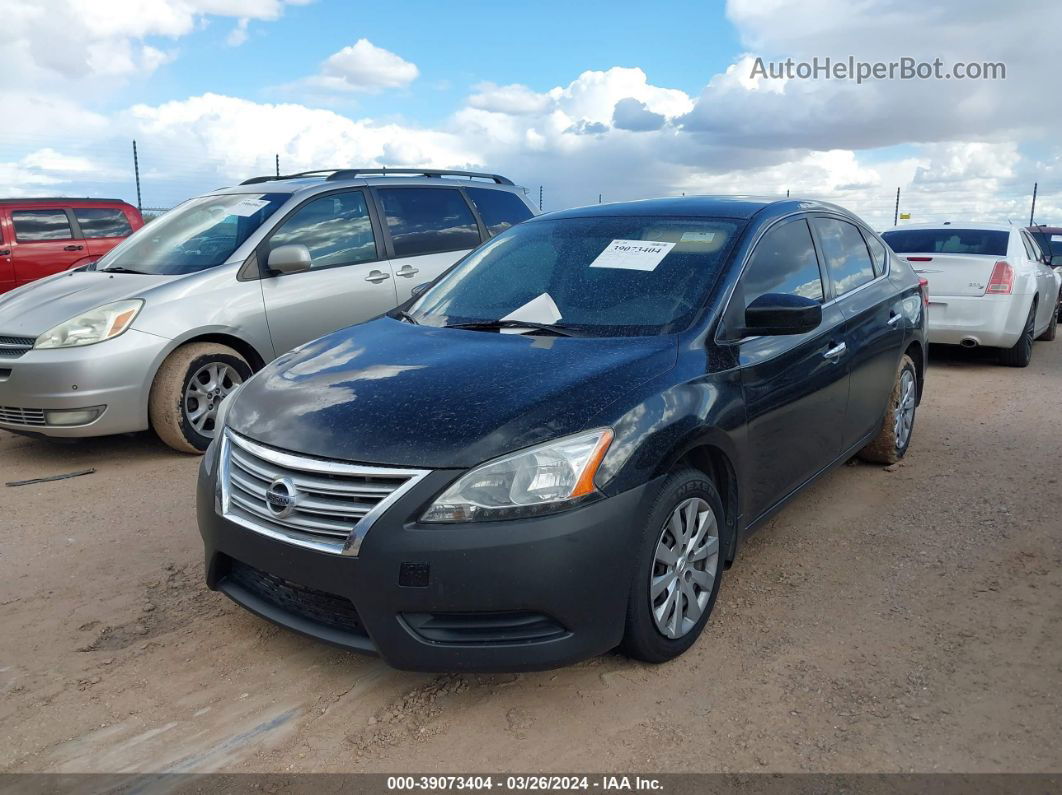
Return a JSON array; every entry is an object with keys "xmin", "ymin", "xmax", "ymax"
[{"xmin": 257, "ymin": 190, "xmax": 398, "ymax": 356}]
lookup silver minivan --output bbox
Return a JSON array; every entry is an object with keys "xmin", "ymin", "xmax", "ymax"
[{"xmin": 0, "ymin": 169, "xmax": 536, "ymax": 452}]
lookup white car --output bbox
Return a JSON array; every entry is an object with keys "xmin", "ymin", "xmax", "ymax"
[{"xmin": 882, "ymin": 223, "xmax": 1060, "ymax": 367}]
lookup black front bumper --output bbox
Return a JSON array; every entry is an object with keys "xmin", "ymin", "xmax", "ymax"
[{"xmin": 197, "ymin": 460, "xmax": 660, "ymax": 672}]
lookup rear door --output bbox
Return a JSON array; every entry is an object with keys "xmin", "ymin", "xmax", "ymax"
[
  {"xmin": 72, "ymin": 205, "xmax": 136, "ymax": 260},
  {"xmin": 372, "ymin": 186, "xmax": 483, "ymax": 302},
  {"xmin": 732, "ymin": 216, "xmax": 849, "ymax": 519},
  {"xmin": 8, "ymin": 206, "xmax": 85, "ymax": 285},
  {"xmin": 0, "ymin": 214, "xmax": 15, "ymax": 294},
  {"xmin": 258, "ymin": 189, "xmax": 398, "ymax": 355},
  {"xmin": 812, "ymin": 216, "xmax": 902, "ymax": 450}
]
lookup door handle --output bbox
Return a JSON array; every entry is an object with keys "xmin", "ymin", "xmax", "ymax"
[
  {"xmin": 395, "ymin": 265, "xmax": 419, "ymax": 278},
  {"xmin": 0, "ymin": 249, "xmax": 9, "ymax": 257},
  {"xmin": 823, "ymin": 342, "xmax": 847, "ymax": 360},
  {"xmin": 887, "ymin": 313, "xmax": 902, "ymax": 326},
  {"xmin": 365, "ymin": 270, "xmax": 391, "ymax": 283},
  {"xmin": 64, "ymin": 245, "xmax": 84, "ymax": 251}
]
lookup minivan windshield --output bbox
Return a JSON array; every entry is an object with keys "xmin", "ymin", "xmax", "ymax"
[
  {"xmin": 409, "ymin": 216, "xmax": 742, "ymax": 336},
  {"xmin": 95, "ymin": 192, "xmax": 289, "ymax": 275}
]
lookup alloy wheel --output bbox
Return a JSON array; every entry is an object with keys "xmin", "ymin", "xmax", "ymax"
[
  {"xmin": 650, "ymin": 497, "xmax": 720, "ymax": 639},
  {"xmin": 184, "ymin": 362, "xmax": 243, "ymax": 437},
  {"xmin": 894, "ymin": 369, "xmax": 916, "ymax": 450}
]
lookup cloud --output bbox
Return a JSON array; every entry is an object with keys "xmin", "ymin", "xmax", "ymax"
[
  {"xmin": 226, "ymin": 18, "xmax": 250, "ymax": 46},
  {"xmin": 612, "ymin": 98, "xmax": 666, "ymax": 132},
  {"xmin": 298, "ymin": 39, "xmax": 420, "ymax": 93},
  {"xmin": 468, "ymin": 83, "xmax": 552, "ymax": 115}
]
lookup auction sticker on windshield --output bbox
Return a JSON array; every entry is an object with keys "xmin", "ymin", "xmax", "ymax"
[
  {"xmin": 589, "ymin": 239, "xmax": 675, "ymax": 271},
  {"xmin": 229, "ymin": 197, "xmax": 271, "ymax": 217}
]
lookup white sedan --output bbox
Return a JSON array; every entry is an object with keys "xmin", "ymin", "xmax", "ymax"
[{"xmin": 882, "ymin": 223, "xmax": 1060, "ymax": 367}]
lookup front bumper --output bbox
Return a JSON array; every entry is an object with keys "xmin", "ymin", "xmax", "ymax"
[
  {"xmin": 926, "ymin": 293, "xmax": 1031, "ymax": 348},
  {"xmin": 0, "ymin": 329, "xmax": 164, "ymax": 437},
  {"xmin": 197, "ymin": 451, "xmax": 659, "ymax": 672}
]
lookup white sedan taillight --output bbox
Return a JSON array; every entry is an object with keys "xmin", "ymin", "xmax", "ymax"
[{"xmin": 985, "ymin": 261, "xmax": 1014, "ymax": 295}]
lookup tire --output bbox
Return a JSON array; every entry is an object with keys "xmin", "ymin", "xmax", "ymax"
[
  {"xmin": 858, "ymin": 354, "xmax": 918, "ymax": 465},
  {"xmin": 1037, "ymin": 307, "xmax": 1057, "ymax": 342},
  {"xmin": 999, "ymin": 302, "xmax": 1036, "ymax": 367},
  {"xmin": 620, "ymin": 468, "xmax": 728, "ymax": 664},
  {"xmin": 149, "ymin": 343, "xmax": 251, "ymax": 454}
]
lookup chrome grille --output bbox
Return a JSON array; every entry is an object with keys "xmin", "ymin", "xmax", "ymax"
[
  {"xmin": 0, "ymin": 335, "xmax": 34, "ymax": 359},
  {"xmin": 219, "ymin": 430, "xmax": 430, "ymax": 556},
  {"xmin": 0, "ymin": 406, "xmax": 46, "ymax": 426}
]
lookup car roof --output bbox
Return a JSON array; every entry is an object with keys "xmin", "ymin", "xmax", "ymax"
[
  {"xmin": 1028, "ymin": 225, "xmax": 1062, "ymax": 234},
  {"xmin": 0, "ymin": 197, "xmax": 131, "ymax": 205},
  {"xmin": 882, "ymin": 222, "xmax": 1014, "ymax": 233},
  {"xmin": 534, "ymin": 195, "xmax": 855, "ymax": 222}
]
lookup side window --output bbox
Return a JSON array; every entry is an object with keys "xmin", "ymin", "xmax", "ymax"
[
  {"xmin": 813, "ymin": 217, "xmax": 875, "ymax": 297},
  {"xmin": 12, "ymin": 209, "xmax": 73, "ymax": 241},
  {"xmin": 862, "ymin": 230, "xmax": 888, "ymax": 276},
  {"xmin": 466, "ymin": 188, "xmax": 534, "ymax": 237},
  {"xmin": 741, "ymin": 218, "xmax": 824, "ymax": 308},
  {"xmin": 377, "ymin": 188, "xmax": 480, "ymax": 257},
  {"xmin": 269, "ymin": 191, "xmax": 376, "ymax": 269},
  {"xmin": 74, "ymin": 208, "xmax": 133, "ymax": 238}
]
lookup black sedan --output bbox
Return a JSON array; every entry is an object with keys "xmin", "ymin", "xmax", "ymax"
[{"xmin": 196, "ymin": 196, "xmax": 928, "ymax": 671}]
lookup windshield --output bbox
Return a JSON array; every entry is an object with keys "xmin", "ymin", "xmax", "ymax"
[
  {"xmin": 882, "ymin": 228, "xmax": 1008, "ymax": 256},
  {"xmin": 95, "ymin": 192, "xmax": 289, "ymax": 275},
  {"xmin": 409, "ymin": 216, "xmax": 742, "ymax": 336},
  {"xmin": 1030, "ymin": 231, "xmax": 1062, "ymax": 258}
]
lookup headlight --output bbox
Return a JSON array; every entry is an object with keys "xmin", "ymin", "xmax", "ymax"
[
  {"xmin": 421, "ymin": 428, "xmax": 614, "ymax": 523},
  {"xmin": 35, "ymin": 300, "xmax": 144, "ymax": 349}
]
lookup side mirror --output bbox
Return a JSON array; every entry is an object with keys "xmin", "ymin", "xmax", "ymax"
[
  {"xmin": 267, "ymin": 244, "xmax": 312, "ymax": 275},
  {"xmin": 743, "ymin": 293, "xmax": 822, "ymax": 337},
  {"xmin": 410, "ymin": 282, "xmax": 431, "ymax": 299}
]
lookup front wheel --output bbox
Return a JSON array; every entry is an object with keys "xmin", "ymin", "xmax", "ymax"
[
  {"xmin": 621, "ymin": 468, "xmax": 727, "ymax": 663},
  {"xmin": 149, "ymin": 343, "xmax": 250, "ymax": 454},
  {"xmin": 858, "ymin": 354, "xmax": 918, "ymax": 465}
]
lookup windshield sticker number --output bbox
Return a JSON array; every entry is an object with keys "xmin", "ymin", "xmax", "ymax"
[
  {"xmin": 228, "ymin": 198, "xmax": 271, "ymax": 217},
  {"xmin": 589, "ymin": 240, "xmax": 675, "ymax": 272},
  {"xmin": 680, "ymin": 231, "xmax": 717, "ymax": 243}
]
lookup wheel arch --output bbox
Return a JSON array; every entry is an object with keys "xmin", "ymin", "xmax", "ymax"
[
  {"xmin": 651, "ymin": 432, "xmax": 741, "ymax": 566},
  {"xmin": 903, "ymin": 339, "xmax": 925, "ymax": 403}
]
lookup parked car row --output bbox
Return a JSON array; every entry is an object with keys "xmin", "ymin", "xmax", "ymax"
[
  {"xmin": 0, "ymin": 170, "xmax": 535, "ymax": 451},
  {"xmin": 5, "ymin": 176, "xmax": 1056, "ymax": 672}
]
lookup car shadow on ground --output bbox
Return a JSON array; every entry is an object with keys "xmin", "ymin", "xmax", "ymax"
[
  {"xmin": 928, "ymin": 342, "xmax": 1006, "ymax": 369},
  {"xmin": 0, "ymin": 429, "xmax": 187, "ymax": 482}
]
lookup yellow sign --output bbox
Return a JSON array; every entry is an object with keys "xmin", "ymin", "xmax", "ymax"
[{"xmin": 899, "ymin": 213, "xmax": 911, "ymax": 220}]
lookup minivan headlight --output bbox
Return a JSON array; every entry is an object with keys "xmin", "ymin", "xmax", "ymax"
[
  {"xmin": 35, "ymin": 300, "xmax": 144, "ymax": 349},
  {"xmin": 421, "ymin": 428, "xmax": 614, "ymax": 523}
]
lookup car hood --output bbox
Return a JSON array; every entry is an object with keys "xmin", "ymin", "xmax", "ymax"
[
  {"xmin": 228, "ymin": 317, "xmax": 679, "ymax": 468},
  {"xmin": 0, "ymin": 270, "xmax": 174, "ymax": 336}
]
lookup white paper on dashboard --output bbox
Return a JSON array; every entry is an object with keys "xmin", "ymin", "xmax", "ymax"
[
  {"xmin": 229, "ymin": 198, "xmax": 270, "ymax": 217},
  {"xmin": 588, "ymin": 239, "xmax": 675, "ymax": 271},
  {"xmin": 499, "ymin": 293, "xmax": 562, "ymax": 331},
  {"xmin": 1052, "ymin": 234, "xmax": 1062, "ymax": 243}
]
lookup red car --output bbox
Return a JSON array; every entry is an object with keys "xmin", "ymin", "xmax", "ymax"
[{"xmin": 0, "ymin": 198, "xmax": 144, "ymax": 294}]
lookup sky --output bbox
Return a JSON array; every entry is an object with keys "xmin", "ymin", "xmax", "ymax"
[{"xmin": 0, "ymin": 0, "xmax": 1059, "ymax": 230}]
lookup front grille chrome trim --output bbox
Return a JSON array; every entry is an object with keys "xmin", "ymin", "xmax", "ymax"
[{"xmin": 218, "ymin": 429, "xmax": 430, "ymax": 557}]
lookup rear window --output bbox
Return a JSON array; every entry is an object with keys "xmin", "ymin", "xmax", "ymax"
[
  {"xmin": 12, "ymin": 209, "xmax": 73, "ymax": 241},
  {"xmin": 377, "ymin": 187, "xmax": 481, "ymax": 257},
  {"xmin": 74, "ymin": 207, "xmax": 133, "ymax": 238},
  {"xmin": 466, "ymin": 188, "xmax": 534, "ymax": 237},
  {"xmin": 882, "ymin": 228, "xmax": 1009, "ymax": 256}
]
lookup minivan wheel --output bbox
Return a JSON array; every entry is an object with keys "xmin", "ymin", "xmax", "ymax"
[
  {"xmin": 621, "ymin": 468, "xmax": 727, "ymax": 664},
  {"xmin": 858, "ymin": 354, "xmax": 918, "ymax": 465},
  {"xmin": 999, "ymin": 303, "xmax": 1036, "ymax": 367},
  {"xmin": 149, "ymin": 343, "xmax": 250, "ymax": 454}
]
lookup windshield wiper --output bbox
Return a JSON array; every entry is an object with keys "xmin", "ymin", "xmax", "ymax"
[
  {"xmin": 391, "ymin": 309, "xmax": 419, "ymax": 325},
  {"xmin": 444, "ymin": 319, "xmax": 579, "ymax": 337},
  {"xmin": 99, "ymin": 266, "xmax": 147, "ymax": 274}
]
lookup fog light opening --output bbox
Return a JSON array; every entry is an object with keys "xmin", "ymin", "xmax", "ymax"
[{"xmin": 44, "ymin": 406, "xmax": 105, "ymax": 426}]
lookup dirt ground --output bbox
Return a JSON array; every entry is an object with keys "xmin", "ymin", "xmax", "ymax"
[{"xmin": 1, "ymin": 342, "xmax": 1060, "ymax": 775}]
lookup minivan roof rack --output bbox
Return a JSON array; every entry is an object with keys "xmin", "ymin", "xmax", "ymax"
[{"xmin": 239, "ymin": 168, "xmax": 514, "ymax": 186}]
